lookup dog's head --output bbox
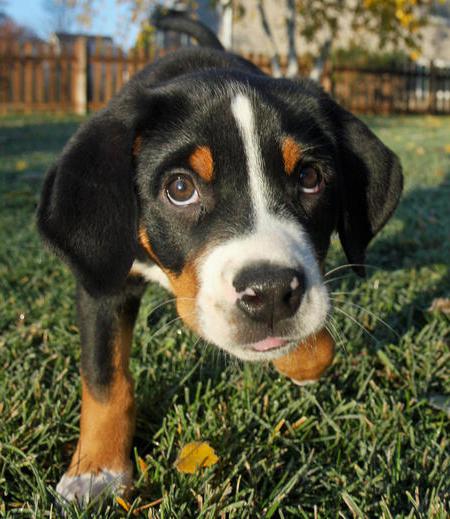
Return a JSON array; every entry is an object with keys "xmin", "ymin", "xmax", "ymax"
[{"xmin": 38, "ymin": 71, "xmax": 402, "ymax": 361}]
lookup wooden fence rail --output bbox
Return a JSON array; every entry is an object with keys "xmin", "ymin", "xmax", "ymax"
[{"xmin": 1, "ymin": 37, "xmax": 450, "ymax": 115}]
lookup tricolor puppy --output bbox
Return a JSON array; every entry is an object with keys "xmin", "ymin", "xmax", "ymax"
[{"xmin": 37, "ymin": 12, "xmax": 402, "ymax": 503}]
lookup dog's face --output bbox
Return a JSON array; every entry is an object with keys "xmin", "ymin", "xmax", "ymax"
[{"xmin": 38, "ymin": 71, "xmax": 402, "ymax": 361}]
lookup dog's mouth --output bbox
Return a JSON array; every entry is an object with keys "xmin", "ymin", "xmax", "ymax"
[
  {"xmin": 249, "ymin": 336, "xmax": 288, "ymax": 352},
  {"xmin": 224, "ymin": 335, "xmax": 301, "ymax": 361}
]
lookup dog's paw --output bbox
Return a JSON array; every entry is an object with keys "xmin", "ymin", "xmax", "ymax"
[{"xmin": 56, "ymin": 469, "xmax": 131, "ymax": 504}]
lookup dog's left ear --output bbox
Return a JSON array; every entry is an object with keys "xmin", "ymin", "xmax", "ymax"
[{"xmin": 334, "ymin": 106, "xmax": 403, "ymax": 276}]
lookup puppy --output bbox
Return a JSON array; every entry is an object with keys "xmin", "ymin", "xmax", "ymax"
[{"xmin": 37, "ymin": 11, "xmax": 403, "ymax": 503}]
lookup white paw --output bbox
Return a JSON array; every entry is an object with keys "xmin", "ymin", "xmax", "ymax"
[{"xmin": 56, "ymin": 469, "xmax": 131, "ymax": 504}]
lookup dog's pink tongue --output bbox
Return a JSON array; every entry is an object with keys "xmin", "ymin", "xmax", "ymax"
[{"xmin": 252, "ymin": 337, "xmax": 287, "ymax": 352}]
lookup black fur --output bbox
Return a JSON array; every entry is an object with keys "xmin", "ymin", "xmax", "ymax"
[
  {"xmin": 152, "ymin": 8, "xmax": 225, "ymax": 51},
  {"xmin": 77, "ymin": 277, "xmax": 146, "ymax": 392}
]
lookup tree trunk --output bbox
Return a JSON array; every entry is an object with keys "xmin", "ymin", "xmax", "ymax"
[
  {"xmin": 285, "ymin": 0, "xmax": 298, "ymax": 78},
  {"xmin": 218, "ymin": 0, "xmax": 233, "ymax": 50},
  {"xmin": 256, "ymin": 0, "xmax": 282, "ymax": 77},
  {"xmin": 309, "ymin": 38, "xmax": 332, "ymax": 82}
]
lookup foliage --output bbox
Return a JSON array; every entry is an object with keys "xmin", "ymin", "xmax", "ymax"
[
  {"xmin": 298, "ymin": 0, "xmax": 435, "ymax": 66},
  {"xmin": 0, "ymin": 113, "xmax": 449, "ymax": 517},
  {"xmin": 331, "ymin": 45, "xmax": 411, "ymax": 69}
]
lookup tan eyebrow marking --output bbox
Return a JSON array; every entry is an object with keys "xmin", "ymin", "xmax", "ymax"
[
  {"xmin": 281, "ymin": 137, "xmax": 302, "ymax": 175},
  {"xmin": 188, "ymin": 146, "xmax": 214, "ymax": 182}
]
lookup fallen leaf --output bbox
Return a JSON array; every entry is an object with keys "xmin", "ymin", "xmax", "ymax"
[
  {"xmin": 137, "ymin": 456, "xmax": 148, "ymax": 474},
  {"xmin": 15, "ymin": 159, "xmax": 28, "ymax": 171},
  {"xmin": 428, "ymin": 298, "xmax": 450, "ymax": 316},
  {"xmin": 415, "ymin": 146, "xmax": 425, "ymax": 156},
  {"xmin": 274, "ymin": 418, "xmax": 285, "ymax": 434},
  {"xmin": 116, "ymin": 496, "xmax": 131, "ymax": 511},
  {"xmin": 290, "ymin": 416, "xmax": 307, "ymax": 431},
  {"xmin": 175, "ymin": 441, "xmax": 219, "ymax": 474}
]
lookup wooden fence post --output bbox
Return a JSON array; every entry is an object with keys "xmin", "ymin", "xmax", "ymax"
[{"xmin": 73, "ymin": 36, "xmax": 87, "ymax": 115}]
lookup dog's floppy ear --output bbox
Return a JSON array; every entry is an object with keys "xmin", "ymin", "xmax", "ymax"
[
  {"xmin": 37, "ymin": 110, "xmax": 139, "ymax": 296},
  {"xmin": 334, "ymin": 107, "xmax": 403, "ymax": 276}
]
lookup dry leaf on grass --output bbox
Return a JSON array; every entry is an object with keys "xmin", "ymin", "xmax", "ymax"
[
  {"xmin": 175, "ymin": 441, "xmax": 219, "ymax": 474},
  {"xmin": 428, "ymin": 298, "xmax": 450, "ymax": 316},
  {"xmin": 116, "ymin": 496, "xmax": 131, "ymax": 511},
  {"xmin": 137, "ymin": 456, "xmax": 149, "ymax": 474}
]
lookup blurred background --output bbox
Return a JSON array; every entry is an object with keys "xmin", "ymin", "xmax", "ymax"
[{"xmin": 1, "ymin": 0, "xmax": 450, "ymax": 115}]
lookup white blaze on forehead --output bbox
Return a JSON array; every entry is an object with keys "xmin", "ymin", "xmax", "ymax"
[
  {"xmin": 231, "ymin": 93, "xmax": 270, "ymax": 223},
  {"xmin": 192, "ymin": 92, "xmax": 330, "ymax": 361}
]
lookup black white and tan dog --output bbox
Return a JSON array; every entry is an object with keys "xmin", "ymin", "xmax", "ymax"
[{"xmin": 37, "ymin": 11, "xmax": 403, "ymax": 503}]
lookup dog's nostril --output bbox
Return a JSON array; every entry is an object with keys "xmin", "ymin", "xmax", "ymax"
[
  {"xmin": 242, "ymin": 292, "xmax": 263, "ymax": 305},
  {"xmin": 233, "ymin": 263, "xmax": 305, "ymax": 326}
]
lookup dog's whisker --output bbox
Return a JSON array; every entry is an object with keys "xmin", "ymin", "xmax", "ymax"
[
  {"xmin": 325, "ymin": 316, "xmax": 348, "ymax": 355},
  {"xmin": 145, "ymin": 297, "xmax": 196, "ymax": 321},
  {"xmin": 324, "ymin": 274, "xmax": 355, "ymax": 286},
  {"xmin": 145, "ymin": 311, "xmax": 196, "ymax": 343},
  {"xmin": 324, "ymin": 263, "xmax": 380, "ymax": 278},
  {"xmin": 330, "ymin": 297, "xmax": 399, "ymax": 338},
  {"xmin": 332, "ymin": 306, "xmax": 380, "ymax": 344}
]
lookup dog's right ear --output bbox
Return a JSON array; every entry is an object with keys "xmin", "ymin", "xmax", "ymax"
[{"xmin": 37, "ymin": 110, "xmax": 140, "ymax": 297}]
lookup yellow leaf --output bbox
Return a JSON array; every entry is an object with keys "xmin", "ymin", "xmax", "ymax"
[
  {"xmin": 444, "ymin": 144, "xmax": 450, "ymax": 154},
  {"xmin": 175, "ymin": 441, "xmax": 219, "ymax": 474},
  {"xmin": 116, "ymin": 496, "xmax": 131, "ymax": 511},
  {"xmin": 137, "ymin": 456, "xmax": 148, "ymax": 474},
  {"xmin": 15, "ymin": 160, "xmax": 28, "ymax": 171},
  {"xmin": 409, "ymin": 49, "xmax": 421, "ymax": 62},
  {"xmin": 415, "ymin": 146, "xmax": 425, "ymax": 156},
  {"xmin": 274, "ymin": 418, "xmax": 285, "ymax": 434},
  {"xmin": 291, "ymin": 416, "xmax": 308, "ymax": 430}
]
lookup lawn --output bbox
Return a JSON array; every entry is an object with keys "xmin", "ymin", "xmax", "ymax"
[{"xmin": 0, "ymin": 113, "xmax": 449, "ymax": 518}]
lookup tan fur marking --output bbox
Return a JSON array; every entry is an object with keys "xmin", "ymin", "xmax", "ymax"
[
  {"xmin": 138, "ymin": 226, "xmax": 200, "ymax": 332},
  {"xmin": 166, "ymin": 262, "xmax": 200, "ymax": 333},
  {"xmin": 138, "ymin": 227, "xmax": 163, "ymax": 268},
  {"xmin": 132, "ymin": 135, "xmax": 143, "ymax": 157},
  {"xmin": 66, "ymin": 318, "xmax": 135, "ymax": 477},
  {"xmin": 282, "ymin": 137, "xmax": 302, "ymax": 175},
  {"xmin": 188, "ymin": 146, "xmax": 214, "ymax": 182}
]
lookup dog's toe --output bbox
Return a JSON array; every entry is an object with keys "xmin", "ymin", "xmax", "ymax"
[{"xmin": 56, "ymin": 469, "xmax": 131, "ymax": 504}]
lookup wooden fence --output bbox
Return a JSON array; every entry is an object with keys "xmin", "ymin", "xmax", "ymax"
[
  {"xmin": 0, "ymin": 37, "xmax": 153, "ymax": 114},
  {"xmin": 1, "ymin": 38, "xmax": 450, "ymax": 115},
  {"xmin": 246, "ymin": 53, "xmax": 450, "ymax": 115},
  {"xmin": 330, "ymin": 63, "xmax": 450, "ymax": 114}
]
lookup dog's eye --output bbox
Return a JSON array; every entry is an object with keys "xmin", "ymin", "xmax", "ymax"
[
  {"xmin": 166, "ymin": 175, "xmax": 199, "ymax": 206},
  {"xmin": 299, "ymin": 167, "xmax": 323, "ymax": 194}
]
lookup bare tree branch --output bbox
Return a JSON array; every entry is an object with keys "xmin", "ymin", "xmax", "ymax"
[
  {"xmin": 285, "ymin": 0, "xmax": 298, "ymax": 77},
  {"xmin": 256, "ymin": 0, "xmax": 282, "ymax": 77}
]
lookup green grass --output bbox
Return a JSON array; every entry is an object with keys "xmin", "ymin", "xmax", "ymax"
[{"xmin": 0, "ymin": 114, "xmax": 449, "ymax": 518}]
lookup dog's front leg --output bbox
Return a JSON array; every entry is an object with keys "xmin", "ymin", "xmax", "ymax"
[{"xmin": 56, "ymin": 282, "xmax": 144, "ymax": 504}]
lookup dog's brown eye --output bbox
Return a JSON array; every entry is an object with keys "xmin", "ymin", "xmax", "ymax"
[
  {"xmin": 299, "ymin": 167, "xmax": 323, "ymax": 194},
  {"xmin": 166, "ymin": 175, "xmax": 199, "ymax": 206}
]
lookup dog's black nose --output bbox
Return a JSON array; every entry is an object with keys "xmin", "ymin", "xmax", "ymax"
[{"xmin": 233, "ymin": 263, "xmax": 304, "ymax": 326}]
